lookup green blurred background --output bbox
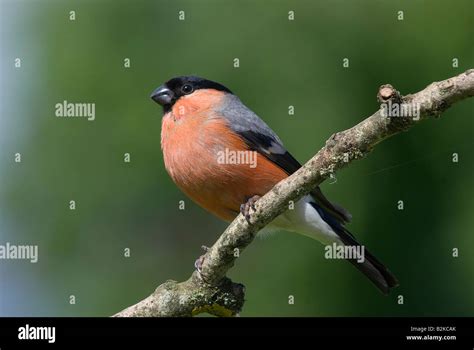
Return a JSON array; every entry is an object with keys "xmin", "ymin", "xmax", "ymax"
[{"xmin": 0, "ymin": 0, "xmax": 472, "ymax": 316}]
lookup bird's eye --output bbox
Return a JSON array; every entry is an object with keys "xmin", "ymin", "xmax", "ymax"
[{"xmin": 181, "ymin": 84, "xmax": 194, "ymax": 94}]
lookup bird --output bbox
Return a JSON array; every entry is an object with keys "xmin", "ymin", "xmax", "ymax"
[{"xmin": 151, "ymin": 76, "xmax": 399, "ymax": 295}]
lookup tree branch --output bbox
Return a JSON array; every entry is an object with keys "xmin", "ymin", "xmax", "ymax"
[{"xmin": 114, "ymin": 70, "xmax": 474, "ymax": 317}]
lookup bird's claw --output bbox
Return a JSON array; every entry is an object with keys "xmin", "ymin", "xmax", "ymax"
[
  {"xmin": 194, "ymin": 245, "xmax": 211, "ymax": 281},
  {"xmin": 240, "ymin": 195, "xmax": 261, "ymax": 223},
  {"xmin": 194, "ymin": 254, "xmax": 205, "ymax": 277}
]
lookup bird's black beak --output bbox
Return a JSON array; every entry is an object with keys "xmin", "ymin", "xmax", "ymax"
[{"xmin": 151, "ymin": 85, "xmax": 174, "ymax": 106}]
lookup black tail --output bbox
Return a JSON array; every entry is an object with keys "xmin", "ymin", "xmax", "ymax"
[
  {"xmin": 309, "ymin": 201, "xmax": 398, "ymax": 294},
  {"xmin": 346, "ymin": 247, "xmax": 399, "ymax": 295},
  {"xmin": 338, "ymin": 227, "xmax": 399, "ymax": 295}
]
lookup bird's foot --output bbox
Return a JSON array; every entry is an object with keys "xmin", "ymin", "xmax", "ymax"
[
  {"xmin": 240, "ymin": 195, "xmax": 261, "ymax": 223},
  {"xmin": 194, "ymin": 245, "xmax": 209, "ymax": 280}
]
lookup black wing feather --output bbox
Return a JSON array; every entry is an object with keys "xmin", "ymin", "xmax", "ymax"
[{"xmin": 238, "ymin": 130, "xmax": 301, "ymax": 174}]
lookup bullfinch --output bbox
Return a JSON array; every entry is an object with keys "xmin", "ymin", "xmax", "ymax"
[{"xmin": 151, "ymin": 76, "xmax": 399, "ymax": 295}]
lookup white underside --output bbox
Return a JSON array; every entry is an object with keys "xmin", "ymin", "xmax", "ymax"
[{"xmin": 262, "ymin": 195, "xmax": 342, "ymax": 245}]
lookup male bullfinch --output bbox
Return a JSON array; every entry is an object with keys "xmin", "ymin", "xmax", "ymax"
[{"xmin": 151, "ymin": 76, "xmax": 399, "ymax": 295}]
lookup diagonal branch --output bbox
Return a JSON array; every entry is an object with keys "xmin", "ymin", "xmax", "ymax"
[{"xmin": 114, "ymin": 69, "xmax": 474, "ymax": 317}]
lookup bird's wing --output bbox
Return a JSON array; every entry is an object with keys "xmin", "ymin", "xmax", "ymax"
[{"xmin": 218, "ymin": 94, "xmax": 352, "ymax": 224}]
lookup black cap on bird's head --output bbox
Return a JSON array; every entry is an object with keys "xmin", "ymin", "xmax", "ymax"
[{"xmin": 150, "ymin": 76, "xmax": 232, "ymax": 112}]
